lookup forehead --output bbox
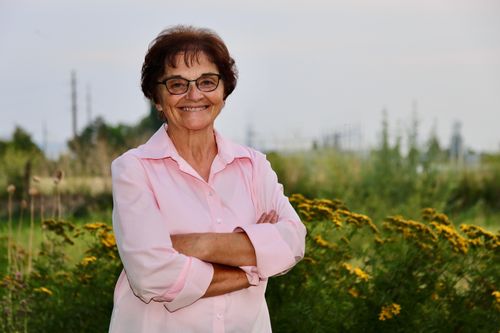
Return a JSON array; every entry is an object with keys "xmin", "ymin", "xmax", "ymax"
[{"xmin": 165, "ymin": 52, "xmax": 218, "ymax": 78}]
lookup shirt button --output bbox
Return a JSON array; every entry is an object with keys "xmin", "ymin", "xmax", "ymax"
[
  {"xmin": 208, "ymin": 191, "xmax": 214, "ymax": 197},
  {"xmin": 216, "ymin": 218, "xmax": 222, "ymax": 224},
  {"xmin": 216, "ymin": 313, "xmax": 223, "ymax": 320}
]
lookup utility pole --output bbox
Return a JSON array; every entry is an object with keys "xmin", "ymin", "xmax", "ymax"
[
  {"xmin": 42, "ymin": 121, "xmax": 48, "ymax": 155},
  {"xmin": 86, "ymin": 83, "xmax": 92, "ymax": 125},
  {"xmin": 71, "ymin": 70, "xmax": 78, "ymax": 138}
]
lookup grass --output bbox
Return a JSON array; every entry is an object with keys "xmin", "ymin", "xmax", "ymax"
[{"xmin": 0, "ymin": 215, "xmax": 112, "ymax": 276}]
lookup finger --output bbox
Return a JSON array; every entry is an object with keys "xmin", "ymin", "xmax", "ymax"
[
  {"xmin": 271, "ymin": 211, "xmax": 279, "ymax": 224},
  {"xmin": 257, "ymin": 212, "xmax": 268, "ymax": 224},
  {"xmin": 263, "ymin": 211, "xmax": 275, "ymax": 224},
  {"xmin": 262, "ymin": 210, "xmax": 276, "ymax": 224}
]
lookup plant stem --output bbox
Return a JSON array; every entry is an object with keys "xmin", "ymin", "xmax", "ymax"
[
  {"xmin": 7, "ymin": 192, "xmax": 13, "ymax": 275},
  {"xmin": 27, "ymin": 195, "xmax": 35, "ymax": 276}
]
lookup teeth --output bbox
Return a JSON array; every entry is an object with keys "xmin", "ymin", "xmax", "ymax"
[{"xmin": 181, "ymin": 106, "xmax": 207, "ymax": 112}]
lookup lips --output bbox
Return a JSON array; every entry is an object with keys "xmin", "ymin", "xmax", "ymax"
[{"xmin": 179, "ymin": 105, "xmax": 210, "ymax": 112}]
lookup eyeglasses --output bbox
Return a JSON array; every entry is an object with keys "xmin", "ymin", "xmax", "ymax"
[{"xmin": 157, "ymin": 73, "xmax": 221, "ymax": 95}]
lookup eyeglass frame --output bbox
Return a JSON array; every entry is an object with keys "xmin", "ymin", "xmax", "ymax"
[{"xmin": 156, "ymin": 73, "xmax": 222, "ymax": 95}]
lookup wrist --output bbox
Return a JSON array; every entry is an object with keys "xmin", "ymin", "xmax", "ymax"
[{"xmin": 240, "ymin": 266, "xmax": 260, "ymax": 286}]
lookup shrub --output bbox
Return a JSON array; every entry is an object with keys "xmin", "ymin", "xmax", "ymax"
[
  {"xmin": 266, "ymin": 195, "xmax": 500, "ymax": 332},
  {"xmin": 1, "ymin": 195, "xmax": 499, "ymax": 332}
]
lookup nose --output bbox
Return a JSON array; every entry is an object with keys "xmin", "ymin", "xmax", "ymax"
[{"xmin": 185, "ymin": 81, "xmax": 203, "ymax": 101}]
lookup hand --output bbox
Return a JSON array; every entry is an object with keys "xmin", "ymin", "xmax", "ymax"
[{"xmin": 256, "ymin": 210, "xmax": 278, "ymax": 224}]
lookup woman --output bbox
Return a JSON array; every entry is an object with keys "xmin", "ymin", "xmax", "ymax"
[{"xmin": 109, "ymin": 25, "xmax": 306, "ymax": 333}]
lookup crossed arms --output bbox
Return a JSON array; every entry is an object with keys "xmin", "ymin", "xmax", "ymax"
[{"xmin": 171, "ymin": 211, "xmax": 278, "ymax": 297}]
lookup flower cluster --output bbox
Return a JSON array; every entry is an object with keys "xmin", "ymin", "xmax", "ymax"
[
  {"xmin": 342, "ymin": 263, "xmax": 371, "ymax": 282},
  {"xmin": 492, "ymin": 291, "xmax": 500, "ymax": 304},
  {"xmin": 430, "ymin": 222, "xmax": 469, "ymax": 254},
  {"xmin": 378, "ymin": 303, "xmax": 401, "ymax": 321},
  {"xmin": 290, "ymin": 193, "xmax": 378, "ymax": 233},
  {"xmin": 313, "ymin": 235, "xmax": 336, "ymax": 249},
  {"xmin": 80, "ymin": 256, "xmax": 97, "ymax": 266},
  {"xmin": 83, "ymin": 222, "xmax": 108, "ymax": 230},
  {"xmin": 83, "ymin": 222, "xmax": 117, "ymax": 261},
  {"xmin": 460, "ymin": 224, "xmax": 500, "ymax": 250},
  {"xmin": 33, "ymin": 287, "xmax": 53, "ymax": 296},
  {"xmin": 383, "ymin": 215, "xmax": 437, "ymax": 250},
  {"xmin": 42, "ymin": 219, "xmax": 76, "ymax": 245}
]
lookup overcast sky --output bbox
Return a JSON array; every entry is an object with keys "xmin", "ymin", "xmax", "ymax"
[{"xmin": 1, "ymin": 0, "xmax": 499, "ymax": 154}]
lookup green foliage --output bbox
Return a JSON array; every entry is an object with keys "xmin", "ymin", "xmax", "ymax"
[
  {"xmin": 0, "ymin": 220, "xmax": 121, "ymax": 333},
  {"xmin": 446, "ymin": 168, "xmax": 500, "ymax": 212},
  {"xmin": 266, "ymin": 195, "xmax": 500, "ymax": 333},
  {"xmin": 67, "ymin": 102, "xmax": 164, "ymax": 176},
  {"xmin": 267, "ymin": 147, "xmax": 500, "ymax": 228},
  {"xmin": 0, "ymin": 195, "xmax": 499, "ymax": 332},
  {"xmin": 0, "ymin": 127, "xmax": 45, "ymax": 200}
]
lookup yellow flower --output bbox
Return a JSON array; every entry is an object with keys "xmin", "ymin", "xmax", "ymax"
[
  {"xmin": 101, "ymin": 232, "xmax": 116, "ymax": 248},
  {"xmin": 34, "ymin": 287, "xmax": 53, "ymax": 296},
  {"xmin": 379, "ymin": 303, "xmax": 401, "ymax": 321},
  {"xmin": 460, "ymin": 224, "xmax": 499, "ymax": 250},
  {"xmin": 347, "ymin": 288, "xmax": 359, "ymax": 298},
  {"xmin": 84, "ymin": 222, "xmax": 108, "ymax": 230},
  {"xmin": 352, "ymin": 267, "xmax": 371, "ymax": 282},
  {"xmin": 81, "ymin": 256, "xmax": 97, "ymax": 266},
  {"xmin": 431, "ymin": 222, "xmax": 469, "ymax": 254},
  {"xmin": 492, "ymin": 291, "xmax": 500, "ymax": 304},
  {"xmin": 342, "ymin": 263, "xmax": 371, "ymax": 282},
  {"xmin": 342, "ymin": 262, "xmax": 353, "ymax": 271},
  {"xmin": 314, "ymin": 235, "xmax": 333, "ymax": 248}
]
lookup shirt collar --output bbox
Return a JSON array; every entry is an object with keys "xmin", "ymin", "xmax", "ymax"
[{"xmin": 133, "ymin": 125, "xmax": 251, "ymax": 164}]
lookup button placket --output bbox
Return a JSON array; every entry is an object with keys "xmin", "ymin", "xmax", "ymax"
[{"xmin": 213, "ymin": 296, "xmax": 226, "ymax": 332}]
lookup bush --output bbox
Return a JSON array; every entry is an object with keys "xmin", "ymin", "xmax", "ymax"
[
  {"xmin": 1, "ymin": 195, "xmax": 499, "ymax": 332},
  {"xmin": 266, "ymin": 195, "xmax": 500, "ymax": 332},
  {"xmin": 0, "ymin": 220, "xmax": 121, "ymax": 333}
]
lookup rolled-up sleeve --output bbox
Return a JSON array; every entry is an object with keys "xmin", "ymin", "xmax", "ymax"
[
  {"xmin": 111, "ymin": 153, "xmax": 213, "ymax": 312},
  {"xmin": 236, "ymin": 152, "xmax": 306, "ymax": 278}
]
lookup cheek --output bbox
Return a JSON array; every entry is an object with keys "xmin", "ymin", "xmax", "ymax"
[
  {"xmin": 164, "ymin": 95, "xmax": 182, "ymax": 107},
  {"xmin": 209, "ymin": 91, "xmax": 225, "ymax": 106}
]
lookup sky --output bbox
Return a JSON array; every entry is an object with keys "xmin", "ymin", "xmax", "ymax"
[{"xmin": 1, "ymin": 0, "xmax": 500, "ymax": 155}]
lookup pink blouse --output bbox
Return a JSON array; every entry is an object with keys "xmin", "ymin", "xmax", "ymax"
[{"xmin": 108, "ymin": 126, "xmax": 306, "ymax": 333}]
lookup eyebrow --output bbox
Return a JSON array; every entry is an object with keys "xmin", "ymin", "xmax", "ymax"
[{"xmin": 163, "ymin": 72, "xmax": 220, "ymax": 80}]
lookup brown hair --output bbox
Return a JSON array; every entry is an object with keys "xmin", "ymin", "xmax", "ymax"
[{"xmin": 141, "ymin": 25, "xmax": 238, "ymax": 104}]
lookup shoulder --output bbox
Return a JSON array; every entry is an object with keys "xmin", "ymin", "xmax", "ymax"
[
  {"xmin": 111, "ymin": 148, "xmax": 145, "ymax": 177},
  {"xmin": 220, "ymin": 135, "xmax": 267, "ymax": 164},
  {"xmin": 227, "ymin": 141, "xmax": 273, "ymax": 176}
]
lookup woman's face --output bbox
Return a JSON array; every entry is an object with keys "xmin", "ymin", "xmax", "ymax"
[{"xmin": 155, "ymin": 52, "xmax": 225, "ymax": 133}]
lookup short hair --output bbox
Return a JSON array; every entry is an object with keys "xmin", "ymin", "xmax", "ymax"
[{"xmin": 141, "ymin": 25, "xmax": 238, "ymax": 104}]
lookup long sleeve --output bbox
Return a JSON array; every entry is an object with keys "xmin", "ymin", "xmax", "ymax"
[
  {"xmin": 235, "ymin": 151, "xmax": 306, "ymax": 278},
  {"xmin": 111, "ymin": 153, "xmax": 214, "ymax": 312}
]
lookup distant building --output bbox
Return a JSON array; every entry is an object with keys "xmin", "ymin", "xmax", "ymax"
[
  {"xmin": 449, "ymin": 121, "xmax": 464, "ymax": 163},
  {"xmin": 320, "ymin": 124, "xmax": 362, "ymax": 152},
  {"xmin": 448, "ymin": 120, "xmax": 480, "ymax": 168}
]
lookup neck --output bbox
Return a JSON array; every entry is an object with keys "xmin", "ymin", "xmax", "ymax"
[{"xmin": 166, "ymin": 124, "xmax": 218, "ymax": 163}]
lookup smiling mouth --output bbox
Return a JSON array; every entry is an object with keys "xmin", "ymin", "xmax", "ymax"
[{"xmin": 180, "ymin": 106, "xmax": 210, "ymax": 112}]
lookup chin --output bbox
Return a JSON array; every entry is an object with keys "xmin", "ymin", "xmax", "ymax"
[{"xmin": 183, "ymin": 121, "xmax": 214, "ymax": 131}]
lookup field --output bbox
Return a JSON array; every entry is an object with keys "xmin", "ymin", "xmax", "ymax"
[{"xmin": 1, "ymin": 125, "xmax": 499, "ymax": 332}]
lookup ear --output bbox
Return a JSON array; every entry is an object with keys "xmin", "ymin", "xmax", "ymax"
[{"xmin": 155, "ymin": 104, "xmax": 163, "ymax": 112}]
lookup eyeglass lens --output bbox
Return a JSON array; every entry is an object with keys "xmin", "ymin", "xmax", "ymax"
[{"xmin": 166, "ymin": 74, "xmax": 220, "ymax": 94}]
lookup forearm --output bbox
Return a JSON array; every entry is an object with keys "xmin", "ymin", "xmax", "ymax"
[
  {"xmin": 202, "ymin": 264, "xmax": 250, "ymax": 298},
  {"xmin": 171, "ymin": 232, "xmax": 257, "ymax": 267}
]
